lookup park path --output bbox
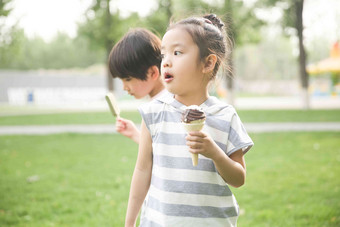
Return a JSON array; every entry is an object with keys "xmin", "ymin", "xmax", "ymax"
[
  {"xmin": 1, "ymin": 122, "xmax": 340, "ymax": 135},
  {"xmin": 1, "ymin": 96, "xmax": 340, "ymax": 135}
]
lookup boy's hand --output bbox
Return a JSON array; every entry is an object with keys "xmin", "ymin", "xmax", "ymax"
[
  {"xmin": 116, "ymin": 117, "xmax": 140, "ymax": 144},
  {"xmin": 185, "ymin": 131, "xmax": 223, "ymax": 160}
]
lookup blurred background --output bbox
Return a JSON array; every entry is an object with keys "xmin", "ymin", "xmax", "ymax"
[
  {"xmin": 1, "ymin": 0, "xmax": 339, "ymax": 110},
  {"xmin": 0, "ymin": 0, "xmax": 340, "ymax": 226}
]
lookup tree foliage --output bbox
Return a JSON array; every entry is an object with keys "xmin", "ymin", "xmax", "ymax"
[
  {"xmin": 0, "ymin": 31, "xmax": 105, "ymax": 69},
  {"xmin": 0, "ymin": 0, "xmax": 11, "ymax": 17},
  {"xmin": 1, "ymin": 0, "xmax": 266, "ymax": 72},
  {"xmin": 0, "ymin": 0, "xmax": 23, "ymax": 68},
  {"xmin": 255, "ymin": 0, "xmax": 296, "ymax": 36},
  {"xmin": 170, "ymin": 0, "xmax": 264, "ymax": 45},
  {"xmin": 143, "ymin": 0, "xmax": 172, "ymax": 36}
]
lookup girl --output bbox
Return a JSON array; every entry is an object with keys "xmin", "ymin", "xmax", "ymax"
[{"xmin": 125, "ymin": 14, "xmax": 253, "ymax": 227}]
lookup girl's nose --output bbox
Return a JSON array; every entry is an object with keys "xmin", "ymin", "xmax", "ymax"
[{"xmin": 162, "ymin": 56, "xmax": 171, "ymax": 68}]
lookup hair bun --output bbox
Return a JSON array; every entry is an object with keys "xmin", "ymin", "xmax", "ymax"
[{"xmin": 204, "ymin": 14, "xmax": 224, "ymax": 30}]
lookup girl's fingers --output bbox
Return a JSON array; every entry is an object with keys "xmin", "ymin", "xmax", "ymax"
[
  {"xmin": 186, "ymin": 131, "xmax": 206, "ymax": 141},
  {"xmin": 185, "ymin": 135, "xmax": 203, "ymax": 142},
  {"xmin": 186, "ymin": 141, "xmax": 203, "ymax": 149},
  {"xmin": 188, "ymin": 131, "xmax": 204, "ymax": 137},
  {"xmin": 188, "ymin": 147, "xmax": 203, "ymax": 154}
]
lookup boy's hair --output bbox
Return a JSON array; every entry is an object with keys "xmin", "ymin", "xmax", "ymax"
[
  {"xmin": 168, "ymin": 14, "xmax": 232, "ymax": 78},
  {"xmin": 109, "ymin": 28, "xmax": 162, "ymax": 81}
]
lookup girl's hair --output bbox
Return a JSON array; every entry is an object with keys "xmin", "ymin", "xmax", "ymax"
[
  {"xmin": 168, "ymin": 14, "xmax": 231, "ymax": 78},
  {"xmin": 109, "ymin": 28, "xmax": 162, "ymax": 81}
]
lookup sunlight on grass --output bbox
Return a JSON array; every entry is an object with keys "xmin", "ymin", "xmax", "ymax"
[
  {"xmin": 236, "ymin": 132, "xmax": 340, "ymax": 226},
  {"xmin": 0, "ymin": 109, "xmax": 339, "ymax": 126},
  {"xmin": 0, "ymin": 134, "xmax": 138, "ymax": 226},
  {"xmin": 0, "ymin": 132, "xmax": 339, "ymax": 226}
]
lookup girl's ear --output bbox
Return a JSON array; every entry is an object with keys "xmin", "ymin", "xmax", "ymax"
[
  {"xmin": 146, "ymin": 65, "xmax": 160, "ymax": 80},
  {"xmin": 202, "ymin": 54, "xmax": 217, "ymax": 74}
]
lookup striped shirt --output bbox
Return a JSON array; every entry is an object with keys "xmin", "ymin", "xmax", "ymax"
[{"xmin": 139, "ymin": 92, "xmax": 253, "ymax": 227}]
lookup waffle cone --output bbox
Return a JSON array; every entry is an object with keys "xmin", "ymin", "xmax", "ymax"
[
  {"xmin": 182, "ymin": 122, "xmax": 204, "ymax": 132},
  {"xmin": 191, "ymin": 153, "xmax": 198, "ymax": 166},
  {"xmin": 182, "ymin": 121, "xmax": 205, "ymax": 166}
]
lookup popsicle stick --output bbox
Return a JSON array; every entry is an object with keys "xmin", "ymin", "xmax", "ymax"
[{"xmin": 105, "ymin": 92, "xmax": 120, "ymax": 117}]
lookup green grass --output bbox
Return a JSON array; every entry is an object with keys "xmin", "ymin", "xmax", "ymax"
[
  {"xmin": 237, "ymin": 109, "xmax": 340, "ymax": 122},
  {"xmin": 0, "ymin": 134, "xmax": 138, "ymax": 226},
  {"xmin": 0, "ymin": 111, "xmax": 142, "ymax": 126},
  {"xmin": 0, "ymin": 132, "xmax": 339, "ymax": 226},
  {"xmin": 236, "ymin": 132, "xmax": 340, "ymax": 226},
  {"xmin": 0, "ymin": 109, "xmax": 340, "ymax": 126}
]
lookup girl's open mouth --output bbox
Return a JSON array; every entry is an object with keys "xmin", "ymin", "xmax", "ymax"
[{"xmin": 164, "ymin": 73, "xmax": 174, "ymax": 83}]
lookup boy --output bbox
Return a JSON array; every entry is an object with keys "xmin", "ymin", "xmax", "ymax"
[{"xmin": 108, "ymin": 28, "xmax": 165, "ymax": 143}]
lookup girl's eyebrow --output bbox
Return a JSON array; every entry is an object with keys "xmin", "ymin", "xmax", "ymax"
[{"xmin": 161, "ymin": 43, "xmax": 185, "ymax": 50}]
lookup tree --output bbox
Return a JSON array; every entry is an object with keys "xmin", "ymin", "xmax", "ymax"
[
  {"xmin": 78, "ymin": 0, "xmax": 127, "ymax": 91},
  {"xmin": 144, "ymin": 0, "xmax": 172, "ymax": 36},
  {"xmin": 79, "ymin": 0, "xmax": 175, "ymax": 91},
  {"xmin": 0, "ymin": 0, "xmax": 22, "ymax": 67},
  {"xmin": 295, "ymin": 0, "xmax": 309, "ymax": 109},
  {"xmin": 256, "ymin": 0, "xmax": 309, "ymax": 109},
  {"xmin": 0, "ymin": 0, "xmax": 11, "ymax": 17}
]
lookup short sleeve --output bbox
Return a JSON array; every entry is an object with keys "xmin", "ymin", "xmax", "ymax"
[
  {"xmin": 138, "ymin": 99, "xmax": 163, "ymax": 138},
  {"xmin": 138, "ymin": 103, "xmax": 152, "ymax": 133},
  {"xmin": 226, "ymin": 113, "xmax": 254, "ymax": 156}
]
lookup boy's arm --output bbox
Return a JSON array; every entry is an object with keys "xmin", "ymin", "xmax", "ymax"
[
  {"xmin": 125, "ymin": 120, "xmax": 153, "ymax": 227},
  {"xmin": 116, "ymin": 117, "xmax": 140, "ymax": 144}
]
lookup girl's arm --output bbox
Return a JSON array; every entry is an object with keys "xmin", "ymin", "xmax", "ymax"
[
  {"xmin": 211, "ymin": 148, "xmax": 246, "ymax": 188},
  {"xmin": 125, "ymin": 120, "xmax": 153, "ymax": 227},
  {"xmin": 186, "ymin": 131, "xmax": 246, "ymax": 188}
]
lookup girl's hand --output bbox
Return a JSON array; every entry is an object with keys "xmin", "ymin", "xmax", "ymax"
[
  {"xmin": 185, "ymin": 131, "xmax": 223, "ymax": 160},
  {"xmin": 116, "ymin": 117, "xmax": 140, "ymax": 144},
  {"xmin": 186, "ymin": 131, "xmax": 246, "ymax": 187}
]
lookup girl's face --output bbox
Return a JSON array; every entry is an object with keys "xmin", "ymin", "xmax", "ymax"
[
  {"xmin": 121, "ymin": 75, "xmax": 155, "ymax": 99},
  {"xmin": 161, "ymin": 27, "xmax": 208, "ymax": 97}
]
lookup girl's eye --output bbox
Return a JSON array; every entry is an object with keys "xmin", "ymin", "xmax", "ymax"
[
  {"xmin": 160, "ymin": 54, "xmax": 165, "ymax": 59},
  {"xmin": 174, "ymin": 51, "xmax": 182, "ymax": 56}
]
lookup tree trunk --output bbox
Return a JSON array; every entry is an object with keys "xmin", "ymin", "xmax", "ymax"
[
  {"xmin": 295, "ymin": 0, "xmax": 309, "ymax": 109},
  {"xmin": 106, "ymin": 0, "xmax": 114, "ymax": 92},
  {"xmin": 224, "ymin": 0, "xmax": 235, "ymax": 105}
]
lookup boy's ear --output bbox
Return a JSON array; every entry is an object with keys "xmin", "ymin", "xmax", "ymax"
[
  {"xmin": 202, "ymin": 54, "xmax": 217, "ymax": 74},
  {"xmin": 146, "ymin": 65, "xmax": 160, "ymax": 80}
]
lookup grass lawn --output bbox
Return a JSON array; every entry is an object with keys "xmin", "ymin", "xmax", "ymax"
[
  {"xmin": 0, "ymin": 111, "xmax": 141, "ymax": 126},
  {"xmin": 0, "ymin": 132, "xmax": 339, "ymax": 226},
  {"xmin": 0, "ymin": 109, "xmax": 340, "ymax": 125},
  {"xmin": 236, "ymin": 132, "xmax": 340, "ymax": 226},
  {"xmin": 0, "ymin": 134, "xmax": 138, "ymax": 226}
]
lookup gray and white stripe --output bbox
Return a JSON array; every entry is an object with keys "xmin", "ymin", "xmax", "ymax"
[{"xmin": 139, "ymin": 92, "xmax": 253, "ymax": 226}]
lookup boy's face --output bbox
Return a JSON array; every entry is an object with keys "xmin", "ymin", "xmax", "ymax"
[{"xmin": 121, "ymin": 76, "xmax": 154, "ymax": 99}]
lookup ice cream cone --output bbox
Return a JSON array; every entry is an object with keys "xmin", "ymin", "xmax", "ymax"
[
  {"xmin": 182, "ymin": 122, "xmax": 205, "ymax": 132},
  {"xmin": 181, "ymin": 105, "xmax": 206, "ymax": 167},
  {"xmin": 182, "ymin": 121, "xmax": 205, "ymax": 166}
]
